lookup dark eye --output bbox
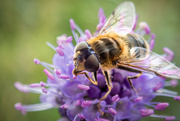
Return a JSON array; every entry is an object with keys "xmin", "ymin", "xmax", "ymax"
[{"xmin": 85, "ymin": 54, "xmax": 99, "ymax": 72}]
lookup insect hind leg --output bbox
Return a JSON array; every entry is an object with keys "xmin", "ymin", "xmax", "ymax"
[
  {"xmin": 117, "ymin": 65, "xmax": 143, "ymax": 97},
  {"xmin": 127, "ymin": 72, "xmax": 143, "ymax": 96}
]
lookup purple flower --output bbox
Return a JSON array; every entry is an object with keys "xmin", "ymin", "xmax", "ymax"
[{"xmin": 15, "ymin": 4, "xmax": 180, "ymax": 121}]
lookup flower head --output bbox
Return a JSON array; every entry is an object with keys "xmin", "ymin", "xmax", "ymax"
[{"xmin": 15, "ymin": 4, "xmax": 179, "ymax": 121}]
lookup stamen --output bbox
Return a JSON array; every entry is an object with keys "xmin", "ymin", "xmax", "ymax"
[
  {"xmin": 34, "ymin": 58, "xmax": 40, "ymax": 65},
  {"xmin": 153, "ymin": 82, "xmax": 163, "ymax": 92},
  {"xmin": 139, "ymin": 22, "xmax": 151, "ymax": 34},
  {"xmin": 54, "ymin": 69, "xmax": 61, "ymax": 75},
  {"xmin": 58, "ymin": 75, "xmax": 70, "ymax": 79},
  {"xmin": 112, "ymin": 94, "xmax": 120, "ymax": 102},
  {"xmin": 56, "ymin": 34, "xmax": 67, "ymax": 44},
  {"xmin": 108, "ymin": 108, "xmax": 117, "ymax": 115},
  {"xmin": 30, "ymin": 83, "xmax": 41, "ymax": 88},
  {"xmin": 155, "ymin": 93, "xmax": 178, "ymax": 99},
  {"xmin": 46, "ymin": 90, "xmax": 61, "ymax": 97},
  {"xmin": 36, "ymin": 61, "xmax": 54, "ymax": 73},
  {"xmin": 135, "ymin": 96, "xmax": 143, "ymax": 102},
  {"xmin": 85, "ymin": 29, "xmax": 92, "ymax": 39},
  {"xmin": 29, "ymin": 82, "xmax": 46, "ymax": 88},
  {"xmin": 70, "ymin": 19, "xmax": 76, "ymax": 30},
  {"xmin": 96, "ymin": 22, "xmax": 104, "ymax": 31},
  {"xmin": 46, "ymin": 42, "xmax": 56, "ymax": 51},
  {"xmin": 151, "ymin": 33, "xmax": 156, "ymax": 40},
  {"xmin": 78, "ymin": 114, "xmax": 85, "ymax": 120},
  {"xmin": 81, "ymin": 100, "xmax": 92, "ymax": 108},
  {"xmin": 98, "ymin": 8, "xmax": 105, "ymax": 21},
  {"xmin": 41, "ymin": 61, "xmax": 55, "ymax": 70},
  {"xmin": 98, "ymin": 8, "xmax": 106, "ymax": 23},
  {"xmin": 44, "ymin": 69, "xmax": 54, "ymax": 80},
  {"xmin": 170, "ymin": 79, "xmax": 178, "ymax": 87},
  {"xmin": 158, "ymin": 89, "xmax": 178, "ymax": 95},
  {"xmin": 15, "ymin": 103, "xmax": 26, "ymax": 115},
  {"xmin": 72, "ymin": 30, "xmax": 79, "ymax": 43},
  {"xmin": 139, "ymin": 30, "xmax": 146, "ymax": 36},
  {"xmin": 15, "ymin": 102, "xmax": 55, "ymax": 114},
  {"xmin": 144, "ymin": 103, "xmax": 155, "ymax": 108},
  {"xmin": 151, "ymin": 114, "xmax": 176, "ymax": 121},
  {"xmin": 14, "ymin": 82, "xmax": 29, "ymax": 93},
  {"xmin": 76, "ymin": 100, "xmax": 82, "ymax": 106},
  {"xmin": 163, "ymin": 47, "xmax": 174, "ymax": 61},
  {"xmin": 40, "ymin": 81, "xmax": 47, "ymax": 87},
  {"xmin": 56, "ymin": 47, "xmax": 64, "ymax": 56},
  {"xmin": 79, "ymin": 36, "xmax": 85, "ymax": 42},
  {"xmin": 26, "ymin": 103, "xmax": 55, "ymax": 111},
  {"xmin": 60, "ymin": 104, "xmax": 69, "ymax": 109},
  {"xmin": 154, "ymin": 103, "xmax": 169, "ymax": 111},
  {"xmin": 41, "ymin": 87, "xmax": 48, "ymax": 94},
  {"xmin": 70, "ymin": 19, "xmax": 80, "ymax": 43},
  {"xmin": 66, "ymin": 36, "xmax": 73, "ymax": 43},
  {"xmin": 140, "ymin": 109, "xmax": 154, "ymax": 117},
  {"xmin": 132, "ymin": 15, "xmax": 139, "ymax": 30},
  {"xmin": 96, "ymin": 8, "xmax": 106, "ymax": 31},
  {"xmin": 77, "ymin": 84, "xmax": 90, "ymax": 90},
  {"xmin": 29, "ymin": 87, "xmax": 46, "ymax": 94},
  {"xmin": 174, "ymin": 95, "xmax": 180, "ymax": 101},
  {"xmin": 75, "ymin": 24, "xmax": 85, "ymax": 36},
  {"xmin": 165, "ymin": 116, "xmax": 176, "ymax": 121},
  {"xmin": 150, "ymin": 39, "xmax": 155, "ymax": 51}
]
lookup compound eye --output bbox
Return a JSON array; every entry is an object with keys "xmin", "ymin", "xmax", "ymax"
[
  {"xmin": 85, "ymin": 54, "xmax": 99, "ymax": 72},
  {"xmin": 74, "ymin": 41, "xmax": 88, "ymax": 53}
]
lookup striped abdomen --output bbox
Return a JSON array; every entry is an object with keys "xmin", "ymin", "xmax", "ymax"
[
  {"xmin": 126, "ymin": 34, "xmax": 149, "ymax": 49},
  {"xmin": 126, "ymin": 34, "xmax": 150, "ymax": 59},
  {"xmin": 88, "ymin": 37, "xmax": 121, "ymax": 65}
]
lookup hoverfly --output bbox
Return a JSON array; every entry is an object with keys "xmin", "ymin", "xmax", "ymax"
[{"xmin": 72, "ymin": 1, "xmax": 180, "ymax": 115}]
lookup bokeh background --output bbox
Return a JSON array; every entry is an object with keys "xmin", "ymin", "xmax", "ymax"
[{"xmin": 0, "ymin": 0, "xmax": 180, "ymax": 121}]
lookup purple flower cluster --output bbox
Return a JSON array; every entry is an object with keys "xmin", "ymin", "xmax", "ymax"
[{"xmin": 15, "ymin": 7, "xmax": 180, "ymax": 121}]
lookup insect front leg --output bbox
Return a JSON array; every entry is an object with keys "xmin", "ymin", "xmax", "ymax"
[
  {"xmin": 97, "ymin": 70, "xmax": 112, "ymax": 116},
  {"xmin": 74, "ymin": 70, "xmax": 98, "ymax": 85},
  {"xmin": 93, "ymin": 71, "xmax": 98, "ymax": 83}
]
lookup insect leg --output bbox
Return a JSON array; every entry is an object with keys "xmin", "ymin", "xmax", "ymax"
[
  {"xmin": 93, "ymin": 71, "xmax": 98, "ymax": 82},
  {"xmin": 97, "ymin": 70, "xmax": 112, "ymax": 116},
  {"xmin": 127, "ymin": 72, "xmax": 143, "ymax": 94},
  {"xmin": 117, "ymin": 65, "xmax": 143, "ymax": 95},
  {"xmin": 75, "ymin": 71, "xmax": 98, "ymax": 85}
]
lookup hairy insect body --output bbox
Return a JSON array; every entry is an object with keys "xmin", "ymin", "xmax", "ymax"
[
  {"xmin": 87, "ymin": 32, "xmax": 149, "ymax": 70},
  {"xmin": 87, "ymin": 32, "xmax": 125, "ymax": 70}
]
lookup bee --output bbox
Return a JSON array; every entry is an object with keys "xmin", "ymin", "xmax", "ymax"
[{"xmin": 73, "ymin": 1, "xmax": 180, "ymax": 115}]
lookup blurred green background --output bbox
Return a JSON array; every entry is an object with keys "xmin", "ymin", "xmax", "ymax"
[{"xmin": 0, "ymin": 0, "xmax": 180, "ymax": 121}]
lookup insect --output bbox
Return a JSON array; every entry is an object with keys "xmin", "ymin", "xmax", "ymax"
[{"xmin": 72, "ymin": 1, "xmax": 180, "ymax": 115}]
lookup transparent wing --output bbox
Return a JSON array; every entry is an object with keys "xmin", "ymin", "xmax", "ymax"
[
  {"xmin": 98, "ymin": 1, "xmax": 135, "ymax": 36},
  {"xmin": 120, "ymin": 47, "xmax": 180, "ymax": 79}
]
